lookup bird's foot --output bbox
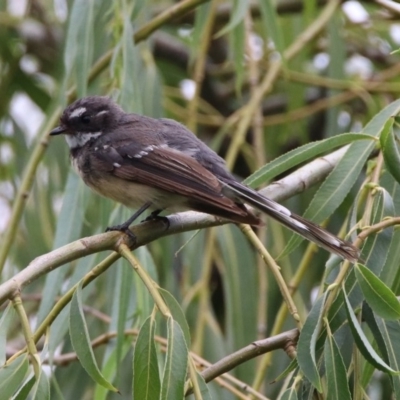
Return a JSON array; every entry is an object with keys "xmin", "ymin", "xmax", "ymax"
[
  {"xmin": 141, "ymin": 210, "xmax": 170, "ymax": 227},
  {"xmin": 105, "ymin": 224, "xmax": 136, "ymax": 241}
]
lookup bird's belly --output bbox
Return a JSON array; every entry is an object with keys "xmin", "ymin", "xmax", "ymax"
[{"xmin": 85, "ymin": 175, "xmax": 186, "ymax": 211}]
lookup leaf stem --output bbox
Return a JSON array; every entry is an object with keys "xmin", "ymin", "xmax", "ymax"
[{"xmin": 118, "ymin": 243, "xmax": 171, "ymax": 318}]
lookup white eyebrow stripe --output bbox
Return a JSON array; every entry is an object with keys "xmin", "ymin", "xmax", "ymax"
[
  {"xmin": 113, "ymin": 163, "xmax": 121, "ymax": 168},
  {"xmin": 69, "ymin": 107, "xmax": 87, "ymax": 119}
]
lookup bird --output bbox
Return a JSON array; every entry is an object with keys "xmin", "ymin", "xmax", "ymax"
[{"xmin": 50, "ymin": 96, "xmax": 359, "ymax": 262}]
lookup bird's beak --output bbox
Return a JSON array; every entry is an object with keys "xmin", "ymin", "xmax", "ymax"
[{"xmin": 50, "ymin": 125, "xmax": 67, "ymax": 136}]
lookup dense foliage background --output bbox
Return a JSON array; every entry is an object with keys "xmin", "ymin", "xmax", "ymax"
[{"xmin": 1, "ymin": 0, "xmax": 400, "ymax": 399}]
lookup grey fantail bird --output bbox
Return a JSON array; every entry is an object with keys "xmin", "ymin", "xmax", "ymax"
[{"xmin": 50, "ymin": 96, "xmax": 359, "ymax": 262}]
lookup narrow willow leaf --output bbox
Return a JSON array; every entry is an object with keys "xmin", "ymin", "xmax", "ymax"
[
  {"xmin": 216, "ymin": 226, "xmax": 258, "ymax": 382},
  {"xmin": 359, "ymin": 188, "xmax": 394, "ymax": 274},
  {"xmin": 191, "ymin": 3, "xmax": 212, "ymax": 66},
  {"xmin": 216, "ymin": 0, "xmax": 248, "ymax": 37},
  {"xmin": 364, "ymin": 99, "xmax": 400, "ymax": 135},
  {"xmin": 324, "ymin": 334, "xmax": 351, "ymax": 400},
  {"xmin": 245, "ymin": 133, "xmax": 374, "ymax": 187},
  {"xmin": 382, "ymin": 230, "xmax": 400, "ymax": 293},
  {"xmin": 355, "ymin": 264, "xmax": 400, "ymax": 320},
  {"xmin": 14, "ymin": 374, "xmax": 35, "ymax": 400},
  {"xmin": 282, "ymin": 99, "xmax": 400, "ymax": 256},
  {"xmin": 120, "ymin": 15, "xmax": 143, "ymax": 114},
  {"xmin": 326, "ymin": 14, "xmax": 346, "ymax": 137},
  {"xmin": 31, "ymin": 369, "xmax": 50, "ymax": 400},
  {"xmin": 343, "ymin": 289, "xmax": 398, "ymax": 374},
  {"xmin": 131, "ymin": 0, "xmax": 146, "ymax": 20},
  {"xmin": 133, "ymin": 316, "xmax": 160, "ymax": 400},
  {"xmin": 93, "ymin": 337, "xmax": 132, "ymax": 400},
  {"xmin": 280, "ymin": 387, "xmax": 298, "ymax": 400},
  {"xmin": 113, "ymin": 261, "xmax": 132, "ymax": 372},
  {"xmin": 74, "ymin": 0, "xmax": 94, "ymax": 97},
  {"xmin": 159, "ymin": 288, "xmax": 191, "ymax": 347},
  {"xmin": 69, "ymin": 283, "xmax": 118, "ymax": 392},
  {"xmin": 161, "ymin": 318, "xmax": 188, "ymax": 400},
  {"xmin": 282, "ymin": 139, "xmax": 374, "ymax": 257},
  {"xmin": 380, "ymin": 118, "xmax": 400, "ymax": 185},
  {"xmin": 195, "ymin": 371, "xmax": 213, "ymax": 400},
  {"xmin": 0, "ymin": 303, "xmax": 14, "ymax": 365},
  {"xmin": 0, "ymin": 355, "xmax": 29, "ymax": 399},
  {"xmin": 376, "ymin": 318, "xmax": 400, "ymax": 397},
  {"xmin": 259, "ymin": 0, "xmax": 285, "ymax": 56},
  {"xmin": 327, "ymin": 187, "xmax": 394, "ymax": 331},
  {"xmin": 37, "ymin": 172, "xmax": 86, "ymax": 326},
  {"xmin": 272, "ymin": 358, "xmax": 298, "ymax": 383},
  {"xmin": 48, "ymin": 254, "xmax": 100, "ymax": 361},
  {"xmin": 297, "ymin": 294, "xmax": 327, "ymax": 392},
  {"xmin": 380, "ymin": 172, "xmax": 400, "ymax": 289},
  {"xmin": 229, "ymin": 21, "xmax": 245, "ymax": 96},
  {"xmin": 362, "ymin": 303, "xmax": 390, "ymax": 365},
  {"xmin": 63, "ymin": 0, "xmax": 83, "ymax": 79},
  {"xmin": 134, "ymin": 246, "xmax": 159, "ymax": 321}
]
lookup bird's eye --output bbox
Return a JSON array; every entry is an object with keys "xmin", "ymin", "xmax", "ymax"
[{"xmin": 81, "ymin": 114, "xmax": 91, "ymax": 124}]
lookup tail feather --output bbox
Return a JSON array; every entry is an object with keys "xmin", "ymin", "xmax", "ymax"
[{"xmin": 222, "ymin": 181, "xmax": 359, "ymax": 263}]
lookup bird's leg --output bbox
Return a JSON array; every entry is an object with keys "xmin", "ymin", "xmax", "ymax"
[
  {"xmin": 106, "ymin": 202, "xmax": 152, "ymax": 238},
  {"xmin": 142, "ymin": 209, "xmax": 170, "ymax": 227}
]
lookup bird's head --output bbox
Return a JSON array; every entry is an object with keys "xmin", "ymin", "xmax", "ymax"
[{"xmin": 50, "ymin": 96, "xmax": 122, "ymax": 149}]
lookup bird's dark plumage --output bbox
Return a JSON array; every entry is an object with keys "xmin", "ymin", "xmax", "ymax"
[{"xmin": 50, "ymin": 96, "xmax": 359, "ymax": 262}]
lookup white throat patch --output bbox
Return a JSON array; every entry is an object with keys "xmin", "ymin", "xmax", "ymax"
[{"xmin": 65, "ymin": 131, "xmax": 102, "ymax": 148}]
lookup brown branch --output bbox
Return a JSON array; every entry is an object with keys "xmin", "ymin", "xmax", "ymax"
[{"xmin": 200, "ymin": 329, "xmax": 299, "ymax": 383}]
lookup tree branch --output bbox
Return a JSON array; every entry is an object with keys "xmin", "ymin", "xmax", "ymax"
[{"xmin": 0, "ymin": 145, "xmax": 351, "ymax": 305}]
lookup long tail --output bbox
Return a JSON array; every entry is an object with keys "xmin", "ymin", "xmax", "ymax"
[{"xmin": 222, "ymin": 181, "xmax": 359, "ymax": 263}]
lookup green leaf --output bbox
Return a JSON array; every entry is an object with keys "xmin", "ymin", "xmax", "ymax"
[
  {"xmin": 194, "ymin": 371, "xmax": 213, "ymax": 400},
  {"xmin": 134, "ymin": 246, "xmax": 159, "ymax": 321},
  {"xmin": 191, "ymin": 3, "xmax": 212, "ymax": 66},
  {"xmin": 281, "ymin": 99, "xmax": 400, "ymax": 257},
  {"xmin": 355, "ymin": 264, "xmax": 400, "ymax": 320},
  {"xmin": 0, "ymin": 355, "xmax": 29, "ymax": 399},
  {"xmin": 324, "ymin": 333, "xmax": 351, "ymax": 400},
  {"xmin": 161, "ymin": 317, "xmax": 188, "ymax": 400},
  {"xmin": 93, "ymin": 337, "xmax": 132, "ymax": 400},
  {"xmin": 280, "ymin": 387, "xmax": 298, "ymax": 400},
  {"xmin": 14, "ymin": 374, "xmax": 36, "ymax": 400},
  {"xmin": 31, "ymin": 369, "xmax": 50, "ymax": 400},
  {"xmin": 133, "ymin": 316, "xmax": 161, "ymax": 400},
  {"xmin": 110, "ymin": 260, "xmax": 132, "ymax": 374},
  {"xmin": 359, "ymin": 188, "xmax": 394, "ymax": 273},
  {"xmin": 229, "ymin": 21, "xmax": 245, "ymax": 96},
  {"xmin": 120, "ymin": 15, "xmax": 143, "ymax": 114},
  {"xmin": 37, "ymin": 172, "xmax": 87, "ymax": 326},
  {"xmin": 245, "ymin": 133, "xmax": 374, "ymax": 188},
  {"xmin": 48, "ymin": 254, "xmax": 99, "ymax": 360},
  {"xmin": 69, "ymin": 283, "xmax": 118, "ymax": 392},
  {"xmin": 259, "ymin": 0, "xmax": 285, "ymax": 57},
  {"xmin": 0, "ymin": 303, "xmax": 14, "ymax": 365},
  {"xmin": 215, "ymin": 0, "xmax": 248, "ymax": 37},
  {"xmin": 75, "ymin": 0, "xmax": 94, "ymax": 97},
  {"xmin": 272, "ymin": 358, "xmax": 298, "ymax": 383},
  {"xmin": 217, "ymin": 226, "xmax": 258, "ymax": 382},
  {"xmin": 342, "ymin": 288, "xmax": 398, "ymax": 374},
  {"xmin": 380, "ymin": 118, "xmax": 400, "ymax": 185},
  {"xmin": 159, "ymin": 288, "xmax": 191, "ymax": 347},
  {"xmin": 362, "ymin": 302, "xmax": 390, "ymax": 365},
  {"xmin": 282, "ymin": 139, "xmax": 374, "ymax": 257},
  {"xmin": 379, "ymin": 172, "xmax": 400, "ymax": 289},
  {"xmin": 297, "ymin": 294, "xmax": 327, "ymax": 392},
  {"xmin": 376, "ymin": 318, "xmax": 400, "ymax": 397}
]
